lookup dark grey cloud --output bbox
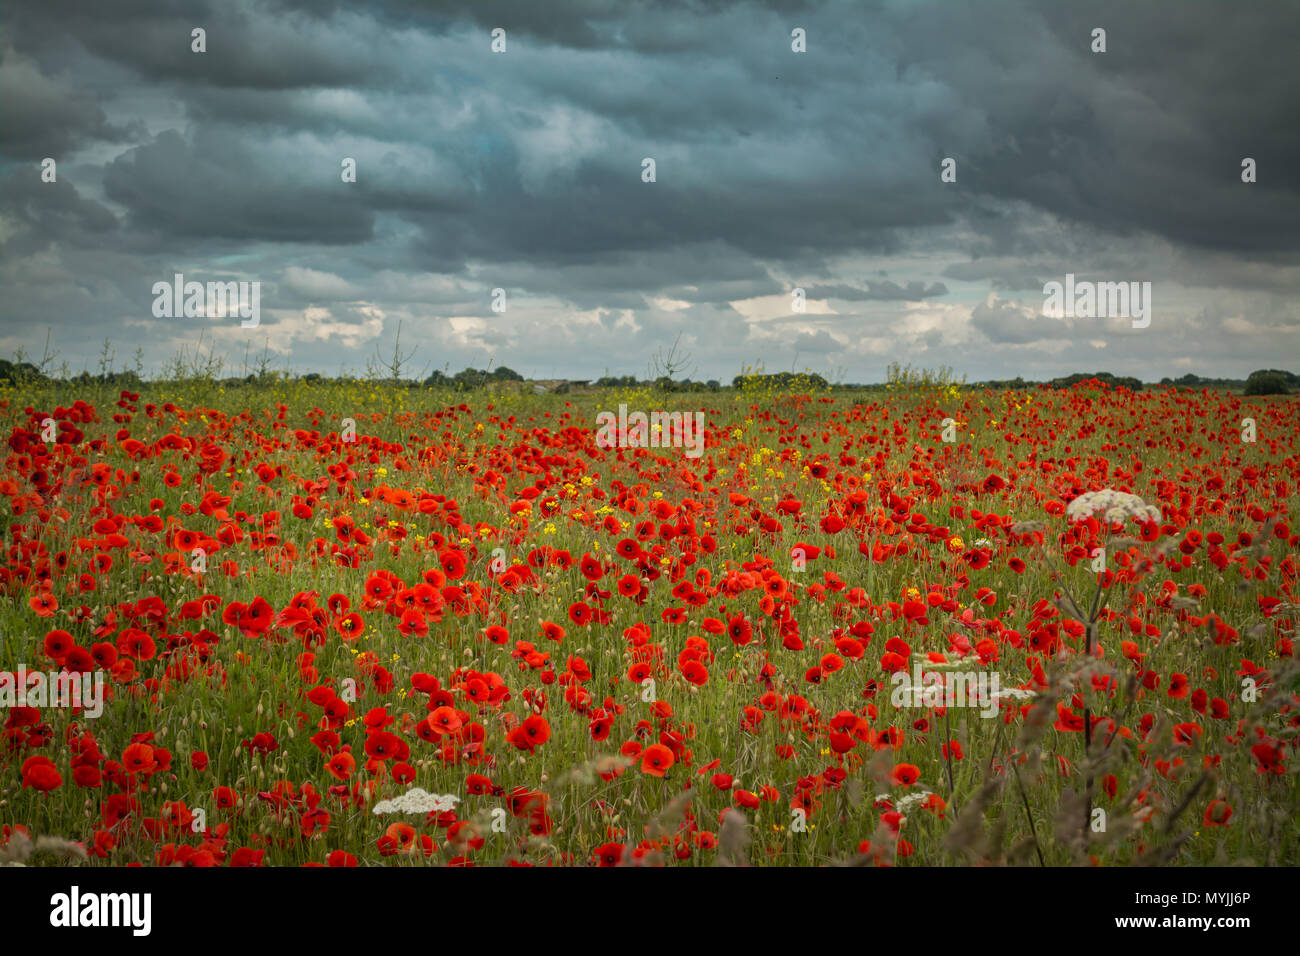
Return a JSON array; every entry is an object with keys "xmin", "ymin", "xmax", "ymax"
[
  {"xmin": 0, "ymin": 173, "xmax": 119, "ymax": 254},
  {"xmin": 4, "ymin": 0, "xmax": 385, "ymax": 90},
  {"xmin": 942, "ymin": 262, "xmax": 1043, "ymax": 292},
  {"xmin": 0, "ymin": 0, "xmax": 1295, "ymax": 382},
  {"xmin": 970, "ymin": 297, "xmax": 1069, "ymax": 345},
  {"xmin": 102, "ymin": 129, "xmax": 375, "ymax": 243},
  {"xmin": 0, "ymin": 51, "xmax": 135, "ymax": 159}
]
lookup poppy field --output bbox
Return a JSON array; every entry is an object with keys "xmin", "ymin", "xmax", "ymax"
[{"xmin": 1, "ymin": 378, "xmax": 1297, "ymax": 867}]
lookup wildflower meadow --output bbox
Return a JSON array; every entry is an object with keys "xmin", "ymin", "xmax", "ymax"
[{"xmin": 2, "ymin": 376, "xmax": 1295, "ymax": 871}]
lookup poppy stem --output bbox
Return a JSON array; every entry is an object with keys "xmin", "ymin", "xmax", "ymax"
[
  {"xmin": 997, "ymin": 720, "xmax": 1046, "ymax": 867},
  {"xmin": 943, "ymin": 705, "xmax": 956, "ymax": 811},
  {"xmin": 1081, "ymin": 579, "xmax": 1110, "ymax": 860},
  {"xmin": 1083, "ymin": 654, "xmax": 1093, "ymax": 856}
]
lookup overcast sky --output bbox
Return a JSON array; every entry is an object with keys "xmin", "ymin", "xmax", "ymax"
[{"xmin": 1, "ymin": 0, "xmax": 1297, "ymax": 383}]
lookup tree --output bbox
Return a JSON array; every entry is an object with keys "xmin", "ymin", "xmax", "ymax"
[
  {"xmin": 1244, "ymin": 370, "xmax": 1290, "ymax": 395},
  {"xmin": 367, "ymin": 320, "xmax": 428, "ymax": 384},
  {"xmin": 648, "ymin": 332, "xmax": 696, "ymax": 389}
]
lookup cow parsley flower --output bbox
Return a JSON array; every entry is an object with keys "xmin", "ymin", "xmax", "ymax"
[
  {"xmin": 371, "ymin": 787, "xmax": 459, "ymax": 816},
  {"xmin": 1066, "ymin": 489, "xmax": 1160, "ymax": 525},
  {"xmin": 873, "ymin": 789, "xmax": 935, "ymax": 815},
  {"xmin": 993, "ymin": 687, "xmax": 1038, "ymax": 701}
]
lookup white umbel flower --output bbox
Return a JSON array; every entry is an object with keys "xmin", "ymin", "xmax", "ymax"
[
  {"xmin": 992, "ymin": 687, "xmax": 1038, "ymax": 701},
  {"xmin": 371, "ymin": 787, "xmax": 460, "ymax": 816},
  {"xmin": 873, "ymin": 789, "xmax": 935, "ymax": 817},
  {"xmin": 1065, "ymin": 489, "xmax": 1160, "ymax": 525}
]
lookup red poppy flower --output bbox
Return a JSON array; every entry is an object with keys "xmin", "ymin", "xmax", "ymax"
[
  {"xmin": 326, "ymin": 752, "xmax": 356, "ymax": 781},
  {"xmin": 43, "ymin": 629, "xmax": 74, "ymax": 660},
  {"xmin": 640, "ymin": 744, "xmax": 675, "ymax": 777},
  {"xmin": 594, "ymin": 842, "xmax": 625, "ymax": 867},
  {"xmin": 727, "ymin": 615, "xmax": 753, "ymax": 647},
  {"xmin": 1203, "ymin": 800, "xmax": 1233, "ymax": 827},
  {"xmin": 22, "ymin": 756, "xmax": 63, "ymax": 792},
  {"xmin": 891, "ymin": 763, "xmax": 921, "ymax": 787}
]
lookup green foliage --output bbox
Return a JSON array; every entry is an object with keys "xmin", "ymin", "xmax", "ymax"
[
  {"xmin": 971, "ymin": 376, "xmax": 1031, "ymax": 390},
  {"xmin": 0, "ymin": 359, "xmax": 47, "ymax": 386},
  {"xmin": 595, "ymin": 375, "xmax": 639, "ymax": 388},
  {"xmin": 1159, "ymin": 372, "xmax": 1245, "ymax": 389},
  {"xmin": 883, "ymin": 362, "xmax": 965, "ymax": 402},
  {"xmin": 1244, "ymin": 370, "xmax": 1292, "ymax": 396},
  {"xmin": 733, "ymin": 371, "xmax": 829, "ymax": 391}
]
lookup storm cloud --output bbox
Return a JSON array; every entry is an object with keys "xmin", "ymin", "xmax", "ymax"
[{"xmin": 0, "ymin": 0, "xmax": 1296, "ymax": 381}]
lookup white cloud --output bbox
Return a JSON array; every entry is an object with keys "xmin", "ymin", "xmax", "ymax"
[{"xmin": 729, "ymin": 292, "xmax": 836, "ymax": 323}]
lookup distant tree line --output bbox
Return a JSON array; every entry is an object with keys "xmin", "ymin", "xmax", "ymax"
[
  {"xmin": 0, "ymin": 360, "xmax": 146, "ymax": 388},
  {"xmin": 1157, "ymin": 370, "xmax": 1297, "ymax": 395},
  {"xmin": 1, "ymin": 356, "xmax": 1293, "ymax": 396},
  {"xmin": 423, "ymin": 366, "xmax": 524, "ymax": 389},
  {"xmin": 969, "ymin": 369, "xmax": 1293, "ymax": 395}
]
